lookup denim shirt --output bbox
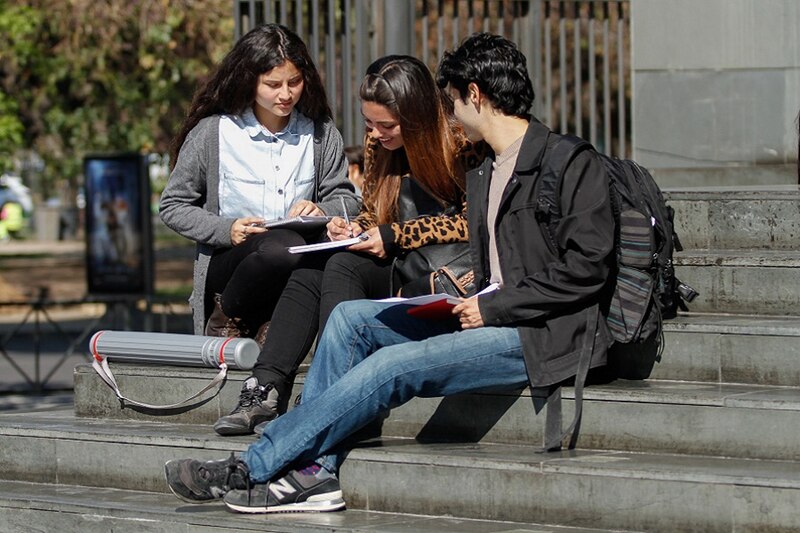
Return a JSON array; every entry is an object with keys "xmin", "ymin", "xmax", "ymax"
[{"xmin": 218, "ymin": 108, "xmax": 316, "ymax": 220}]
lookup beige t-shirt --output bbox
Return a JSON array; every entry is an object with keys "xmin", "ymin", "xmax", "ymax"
[{"xmin": 487, "ymin": 135, "xmax": 524, "ymax": 284}]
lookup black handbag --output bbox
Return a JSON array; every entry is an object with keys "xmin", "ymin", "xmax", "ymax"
[
  {"xmin": 392, "ymin": 242, "xmax": 475, "ymax": 298},
  {"xmin": 390, "ymin": 177, "xmax": 476, "ymax": 298}
]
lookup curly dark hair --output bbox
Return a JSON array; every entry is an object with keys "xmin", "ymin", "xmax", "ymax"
[
  {"xmin": 169, "ymin": 23, "xmax": 330, "ymax": 169},
  {"xmin": 436, "ymin": 32, "xmax": 534, "ymax": 120}
]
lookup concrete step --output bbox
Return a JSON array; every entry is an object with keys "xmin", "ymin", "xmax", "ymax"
[
  {"xmin": 660, "ymin": 314, "xmax": 800, "ymax": 386},
  {"xmin": 0, "ymin": 480, "xmax": 618, "ymax": 533},
  {"xmin": 0, "ymin": 413, "xmax": 796, "ymax": 532},
  {"xmin": 655, "ymin": 166, "xmax": 797, "ymax": 189},
  {"xmin": 42, "ymin": 374, "xmax": 800, "ymax": 461},
  {"xmin": 341, "ymin": 440, "xmax": 800, "ymax": 532},
  {"xmin": 664, "ymin": 186, "xmax": 800, "ymax": 250},
  {"xmin": 73, "ymin": 312, "xmax": 800, "ymax": 427},
  {"xmin": 674, "ymin": 249, "xmax": 800, "ymax": 315}
]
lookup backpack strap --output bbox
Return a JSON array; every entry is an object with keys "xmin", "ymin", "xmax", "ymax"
[
  {"xmin": 534, "ymin": 135, "xmax": 593, "ymax": 251},
  {"xmin": 533, "ymin": 134, "xmax": 597, "ymax": 452},
  {"xmin": 535, "ymin": 305, "xmax": 598, "ymax": 452}
]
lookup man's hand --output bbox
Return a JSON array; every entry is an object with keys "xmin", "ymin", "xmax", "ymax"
[
  {"xmin": 346, "ymin": 227, "xmax": 386, "ymax": 258},
  {"xmin": 453, "ymin": 296, "xmax": 484, "ymax": 329},
  {"xmin": 288, "ymin": 199, "xmax": 323, "ymax": 217},
  {"xmin": 231, "ymin": 216, "xmax": 266, "ymax": 246}
]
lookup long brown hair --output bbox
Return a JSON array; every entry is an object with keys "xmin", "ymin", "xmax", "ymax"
[
  {"xmin": 359, "ymin": 56, "xmax": 466, "ymax": 224},
  {"xmin": 169, "ymin": 24, "xmax": 330, "ymax": 170}
]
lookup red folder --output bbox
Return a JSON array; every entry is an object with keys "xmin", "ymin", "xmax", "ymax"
[{"xmin": 406, "ymin": 297, "xmax": 460, "ymax": 320}]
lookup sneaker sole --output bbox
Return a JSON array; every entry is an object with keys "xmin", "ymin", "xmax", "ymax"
[
  {"xmin": 213, "ymin": 422, "xmax": 255, "ymax": 436},
  {"xmin": 224, "ymin": 491, "xmax": 346, "ymax": 514},
  {"xmin": 164, "ymin": 461, "xmax": 220, "ymax": 504}
]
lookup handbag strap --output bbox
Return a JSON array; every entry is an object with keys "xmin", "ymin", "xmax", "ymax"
[{"xmin": 90, "ymin": 334, "xmax": 228, "ymax": 410}]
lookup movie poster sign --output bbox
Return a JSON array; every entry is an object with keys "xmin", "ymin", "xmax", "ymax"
[{"xmin": 84, "ymin": 153, "xmax": 153, "ymax": 298}]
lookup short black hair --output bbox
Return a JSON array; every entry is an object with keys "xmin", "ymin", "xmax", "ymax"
[
  {"xmin": 436, "ymin": 33, "xmax": 534, "ymax": 119},
  {"xmin": 344, "ymin": 145, "xmax": 364, "ymax": 171}
]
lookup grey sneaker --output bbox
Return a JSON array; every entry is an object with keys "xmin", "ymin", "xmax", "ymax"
[
  {"xmin": 213, "ymin": 377, "xmax": 280, "ymax": 436},
  {"xmin": 223, "ymin": 465, "xmax": 345, "ymax": 514},
  {"xmin": 164, "ymin": 453, "xmax": 249, "ymax": 503},
  {"xmin": 254, "ymin": 391, "xmax": 301, "ymax": 435}
]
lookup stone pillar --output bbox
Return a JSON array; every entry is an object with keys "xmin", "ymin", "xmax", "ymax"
[{"xmin": 631, "ymin": 0, "xmax": 800, "ymax": 185}]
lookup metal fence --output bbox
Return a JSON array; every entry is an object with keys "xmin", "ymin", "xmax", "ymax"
[{"xmin": 235, "ymin": 0, "xmax": 630, "ymax": 157}]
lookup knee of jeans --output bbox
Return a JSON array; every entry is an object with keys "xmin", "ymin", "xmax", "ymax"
[
  {"xmin": 329, "ymin": 299, "xmax": 382, "ymax": 326},
  {"xmin": 326, "ymin": 301, "xmax": 358, "ymax": 332},
  {"xmin": 354, "ymin": 354, "xmax": 416, "ymax": 408}
]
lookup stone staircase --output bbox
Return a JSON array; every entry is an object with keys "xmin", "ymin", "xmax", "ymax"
[{"xmin": 0, "ymin": 186, "xmax": 799, "ymax": 532}]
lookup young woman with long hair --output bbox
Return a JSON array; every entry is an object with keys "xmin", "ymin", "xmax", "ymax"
[
  {"xmin": 213, "ymin": 55, "xmax": 483, "ymax": 436},
  {"xmin": 159, "ymin": 23, "xmax": 359, "ymax": 340}
]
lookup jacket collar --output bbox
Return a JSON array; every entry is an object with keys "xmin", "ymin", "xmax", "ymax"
[
  {"xmin": 241, "ymin": 107, "xmax": 300, "ymax": 139},
  {"xmin": 512, "ymin": 118, "xmax": 551, "ymax": 175}
]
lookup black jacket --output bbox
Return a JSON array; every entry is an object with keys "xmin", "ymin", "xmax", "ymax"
[{"xmin": 468, "ymin": 120, "xmax": 615, "ymax": 387}]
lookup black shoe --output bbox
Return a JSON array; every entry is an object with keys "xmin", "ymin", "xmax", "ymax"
[
  {"xmin": 213, "ymin": 377, "xmax": 280, "ymax": 436},
  {"xmin": 223, "ymin": 466, "xmax": 345, "ymax": 514},
  {"xmin": 164, "ymin": 453, "xmax": 249, "ymax": 503}
]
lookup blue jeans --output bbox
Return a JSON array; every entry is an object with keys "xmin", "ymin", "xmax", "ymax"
[{"xmin": 241, "ymin": 299, "xmax": 529, "ymax": 482}]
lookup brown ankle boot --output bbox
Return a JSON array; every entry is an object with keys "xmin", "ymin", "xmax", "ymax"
[
  {"xmin": 205, "ymin": 294, "xmax": 248, "ymax": 338},
  {"xmin": 253, "ymin": 321, "xmax": 270, "ymax": 349}
]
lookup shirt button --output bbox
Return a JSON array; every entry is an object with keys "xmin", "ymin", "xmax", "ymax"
[
  {"xmin": 277, "ymin": 189, "xmax": 284, "ymax": 195},
  {"xmin": 275, "ymin": 165, "xmax": 280, "ymax": 171}
]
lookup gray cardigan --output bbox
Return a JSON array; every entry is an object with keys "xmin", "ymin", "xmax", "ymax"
[{"xmin": 159, "ymin": 115, "xmax": 359, "ymax": 334}]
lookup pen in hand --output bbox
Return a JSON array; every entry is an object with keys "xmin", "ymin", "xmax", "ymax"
[{"xmin": 340, "ymin": 196, "xmax": 354, "ymax": 238}]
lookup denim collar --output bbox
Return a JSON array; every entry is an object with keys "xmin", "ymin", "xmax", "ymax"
[{"xmin": 241, "ymin": 107, "xmax": 300, "ymax": 139}]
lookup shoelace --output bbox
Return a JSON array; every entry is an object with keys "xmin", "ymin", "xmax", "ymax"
[
  {"xmin": 233, "ymin": 384, "xmax": 273, "ymax": 412},
  {"xmin": 224, "ymin": 454, "xmax": 251, "ymax": 492}
]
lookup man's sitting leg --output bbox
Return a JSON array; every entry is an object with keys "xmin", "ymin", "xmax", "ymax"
[
  {"xmin": 300, "ymin": 299, "xmax": 461, "ymax": 403},
  {"xmin": 165, "ymin": 306, "xmax": 528, "ymax": 513}
]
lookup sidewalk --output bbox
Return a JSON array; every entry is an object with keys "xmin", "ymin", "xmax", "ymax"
[
  {"xmin": 0, "ymin": 239, "xmax": 84, "ymax": 257},
  {"xmin": 0, "ymin": 238, "xmax": 193, "ymax": 398}
]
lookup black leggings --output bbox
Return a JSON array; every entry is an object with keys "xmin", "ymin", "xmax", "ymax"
[
  {"xmin": 205, "ymin": 229, "xmax": 310, "ymax": 333},
  {"xmin": 250, "ymin": 251, "xmax": 395, "ymax": 386}
]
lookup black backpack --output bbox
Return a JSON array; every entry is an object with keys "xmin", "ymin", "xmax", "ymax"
[{"xmin": 533, "ymin": 134, "xmax": 698, "ymax": 451}]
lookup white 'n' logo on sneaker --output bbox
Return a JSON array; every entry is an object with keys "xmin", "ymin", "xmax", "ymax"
[{"xmin": 269, "ymin": 477, "xmax": 296, "ymax": 500}]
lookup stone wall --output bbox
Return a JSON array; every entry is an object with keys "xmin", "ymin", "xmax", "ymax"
[{"xmin": 631, "ymin": 0, "xmax": 799, "ymax": 183}]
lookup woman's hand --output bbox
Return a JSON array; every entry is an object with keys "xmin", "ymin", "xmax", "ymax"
[
  {"xmin": 231, "ymin": 216, "xmax": 266, "ymax": 246},
  {"xmin": 288, "ymin": 199, "xmax": 323, "ymax": 217},
  {"xmin": 327, "ymin": 217, "xmax": 363, "ymax": 241},
  {"xmin": 452, "ymin": 296, "xmax": 484, "ymax": 329},
  {"xmin": 346, "ymin": 227, "xmax": 386, "ymax": 258}
]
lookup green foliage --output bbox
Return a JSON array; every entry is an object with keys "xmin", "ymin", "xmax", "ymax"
[
  {"xmin": 0, "ymin": 0, "xmax": 233, "ymax": 200},
  {"xmin": 0, "ymin": 90, "xmax": 23, "ymax": 171}
]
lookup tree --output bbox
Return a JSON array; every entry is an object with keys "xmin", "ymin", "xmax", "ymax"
[{"xmin": 0, "ymin": 0, "xmax": 233, "ymax": 202}]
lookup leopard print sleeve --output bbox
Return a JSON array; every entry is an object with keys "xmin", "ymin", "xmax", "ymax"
[
  {"xmin": 353, "ymin": 209, "xmax": 377, "ymax": 230},
  {"xmin": 388, "ymin": 200, "xmax": 468, "ymax": 251},
  {"xmin": 386, "ymin": 139, "xmax": 489, "ymax": 251}
]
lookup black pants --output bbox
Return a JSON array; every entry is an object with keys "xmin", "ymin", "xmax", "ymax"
[
  {"xmin": 250, "ymin": 251, "xmax": 395, "ymax": 387},
  {"xmin": 205, "ymin": 229, "xmax": 310, "ymax": 333}
]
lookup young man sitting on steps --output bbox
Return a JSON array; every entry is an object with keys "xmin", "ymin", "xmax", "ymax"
[{"xmin": 164, "ymin": 32, "xmax": 616, "ymax": 515}]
